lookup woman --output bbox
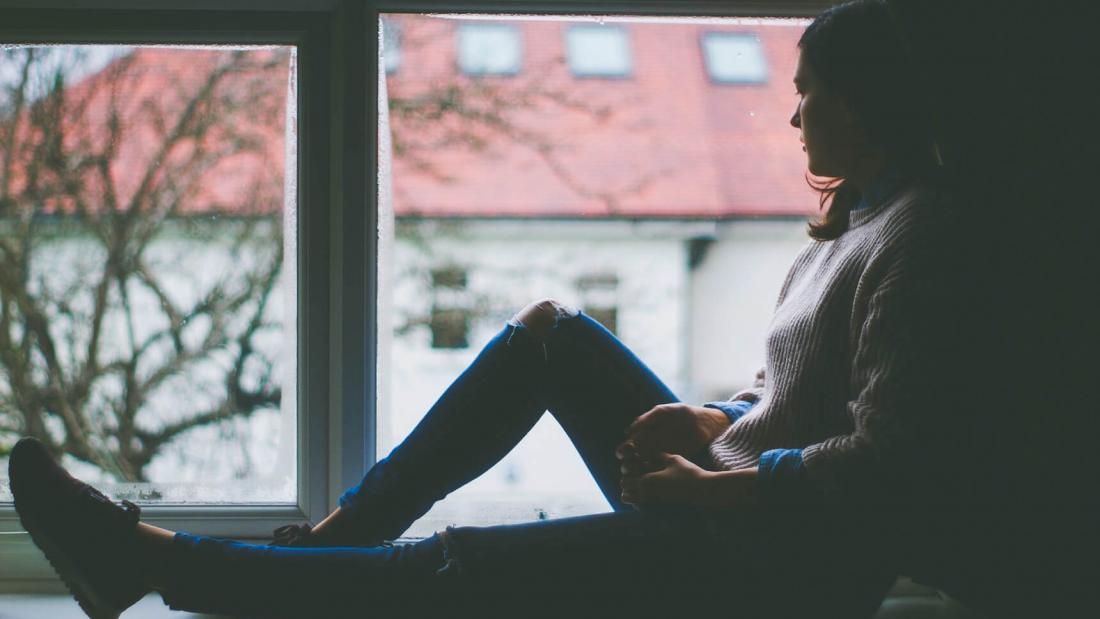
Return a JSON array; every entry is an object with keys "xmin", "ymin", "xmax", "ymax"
[{"xmin": 9, "ymin": 1, "xmax": 949, "ymax": 617}]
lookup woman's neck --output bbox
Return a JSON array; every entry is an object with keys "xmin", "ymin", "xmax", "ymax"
[{"xmin": 846, "ymin": 156, "xmax": 890, "ymax": 196}]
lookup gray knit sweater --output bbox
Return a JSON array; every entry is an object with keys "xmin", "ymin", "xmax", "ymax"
[{"xmin": 706, "ymin": 181, "xmax": 942, "ymax": 498}]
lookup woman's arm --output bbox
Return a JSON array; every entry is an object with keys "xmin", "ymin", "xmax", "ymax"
[{"xmin": 800, "ymin": 205, "xmax": 953, "ymax": 504}]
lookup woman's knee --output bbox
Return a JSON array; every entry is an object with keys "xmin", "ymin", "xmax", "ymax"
[{"xmin": 509, "ymin": 298, "xmax": 579, "ymax": 340}]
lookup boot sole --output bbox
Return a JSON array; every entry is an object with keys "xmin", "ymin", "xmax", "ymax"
[{"xmin": 16, "ymin": 508, "xmax": 126, "ymax": 619}]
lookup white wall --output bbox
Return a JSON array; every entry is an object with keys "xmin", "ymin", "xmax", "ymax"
[
  {"xmin": 688, "ymin": 218, "xmax": 809, "ymax": 402},
  {"xmin": 381, "ymin": 219, "xmax": 705, "ymax": 531},
  {"xmin": 378, "ymin": 217, "xmax": 810, "ymax": 534}
]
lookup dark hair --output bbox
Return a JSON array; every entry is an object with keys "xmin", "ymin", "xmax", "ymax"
[{"xmin": 799, "ymin": 0, "xmax": 939, "ymax": 240}]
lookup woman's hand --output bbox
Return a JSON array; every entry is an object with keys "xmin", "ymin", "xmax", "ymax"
[
  {"xmin": 616, "ymin": 403, "xmax": 730, "ymax": 466},
  {"xmin": 620, "ymin": 453, "xmax": 759, "ymax": 509}
]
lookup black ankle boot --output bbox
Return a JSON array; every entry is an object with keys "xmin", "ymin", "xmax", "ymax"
[{"xmin": 9, "ymin": 437, "xmax": 150, "ymax": 619}]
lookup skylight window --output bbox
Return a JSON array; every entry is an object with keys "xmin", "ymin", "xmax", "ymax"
[
  {"xmin": 701, "ymin": 32, "xmax": 768, "ymax": 84},
  {"xmin": 458, "ymin": 23, "xmax": 522, "ymax": 76},
  {"xmin": 566, "ymin": 24, "xmax": 632, "ymax": 78}
]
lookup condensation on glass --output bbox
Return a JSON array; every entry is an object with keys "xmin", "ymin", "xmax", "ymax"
[
  {"xmin": 376, "ymin": 15, "xmax": 812, "ymax": 537},
  {"xmin": 0, "ymin": 44, "xmax": 298, "ymax": 504}
]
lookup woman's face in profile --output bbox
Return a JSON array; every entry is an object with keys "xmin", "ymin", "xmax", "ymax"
[{"xmin": 790, "ymin": 52, "xmax": 859, "ymax": 178}]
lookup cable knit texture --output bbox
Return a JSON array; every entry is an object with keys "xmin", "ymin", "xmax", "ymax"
[{"xmin": 706, "ymin": 181, "xmax": 943, "ymax": 501}]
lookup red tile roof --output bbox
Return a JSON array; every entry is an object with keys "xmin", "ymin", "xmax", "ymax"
[
  {"xmin": 7, "ymin": 48, "xmax": 289, "ymax": 217},
  {"xmin": 19, "ymin": 17, "xmax": 818, "ymax": 219},
  {"xmin": 386, "ymin": 16, "xmax": 818, "ymax": 218}
]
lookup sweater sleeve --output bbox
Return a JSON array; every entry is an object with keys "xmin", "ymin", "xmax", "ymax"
[{"xmin": 800, "ymin": 211, "xmax": 942, "ymax": 503}]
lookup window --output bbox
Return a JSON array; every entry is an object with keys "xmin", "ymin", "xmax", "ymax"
[
  {"xmin": 1, "ymin": 2, "xmax": 830, "ymax": 584},
  {"xmin": 0, "ymin": 44, "xmax": 297, "ymax": 505},
  {"xmin": 429, "ymin": 267, "xmax": 471, "ymax": 349},
  {"xmin": 577, "ymin": 273, "xmax": 620, "ymax": 334},
  {"xmin": 1, "ymin": 7, "xmax": 346, "ymax": 580},
  {"xmin": 458, "ymin": 23, "xmax": 523, "ymax": 75},
  {"xmin": 701, "ymin": 32, "xmax": 769, "ymax": 84},
  {"xmin": 378, "ymin": 12, "xmax": 816, "ymax": 537},
  {"xmin": 382, "ymin": 17, "xmax": 401, "ymax": 74},
  {"xmin": 566, "ymin": 24, "xmax": 632, "ymax": 78}
]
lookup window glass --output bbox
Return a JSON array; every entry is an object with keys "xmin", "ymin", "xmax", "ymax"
[
  {"xmin": 0, "ymin": 45, "xmax": 297, "ymax": 505},
  {"xmin": 566, "ymin": 24, "xmax": 632, "ymax": 77},
  {"xmin": 379, "ymin": 15, "xmax": 813, "ymax": 537},
  {"xmin": 702, "ymin": 32, "xmax": 769, "ymax": 84},
  {"xmin": 458, "ymin": 23, "xmax": 523, "ymax": 75}
]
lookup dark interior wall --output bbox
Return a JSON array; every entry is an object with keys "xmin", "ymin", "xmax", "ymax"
[{"xmin": 891, "ymin": 1, "xmax": 1097, "ymax": 615}]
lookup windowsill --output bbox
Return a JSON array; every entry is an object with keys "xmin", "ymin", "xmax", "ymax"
[
  {"xmin": 0, "ymin": 577, "xmax": 974, "ymax": 619},
  {"xmin": 0, "ymin": 593, "xmax": 225, "ymax": 618}
]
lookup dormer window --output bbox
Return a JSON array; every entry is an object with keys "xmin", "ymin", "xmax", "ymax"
[
  {"xmin": 566, "ymin": 24, "xmax": 632, "ymax": 78},
  {"xmin": 458, "ymin": 23, "xmax": 522, "ymax": 76},
  {"xmin": 382, "ymin": 17, "xmax": 401, "ymax": 74},
  {"xmin": 701, "ymin": 32, "xmax": 768, "ymax": 84}
]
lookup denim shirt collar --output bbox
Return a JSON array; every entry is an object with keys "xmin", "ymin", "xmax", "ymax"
[{"xmin": 852, "ymin": 164, "xmax": 909, "ymax": 211}]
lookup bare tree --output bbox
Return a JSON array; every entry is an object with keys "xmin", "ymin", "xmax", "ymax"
[{"xmin": 0, "ymin": 47, "xmax": 287, "ymax": 482}]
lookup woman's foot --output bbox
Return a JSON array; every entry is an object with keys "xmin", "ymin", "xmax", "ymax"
[{"xmin": 9, "ymin": 437, "xmax": 151, "ymax": 619}]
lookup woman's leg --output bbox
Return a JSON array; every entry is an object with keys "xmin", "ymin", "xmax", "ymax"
[
  {"xmin": 324, "ymin": 299, "xmax": 679, "ymax": 544},
  {"xmin": 11, "ymin": 436, "xmax": 896, "ymax": 619},
  {"xmin": 538, "ymin": 309, "xmax": 680, "ymax": 508},
  {"xmin": 152, "ymin": 508, "xmax": 735, "ymax": 619},
  {"xmin": 154, "ymin": 505, "xmax": 896, "ymax": 619}
]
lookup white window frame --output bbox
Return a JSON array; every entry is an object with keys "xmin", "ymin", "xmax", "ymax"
[
  {"xmin": 0, "ymin": 0, "xmax": 831, "ymax": 590},
  {"xmin": 0, "ymin": 0, "xmax": 379, "ymax": 588}
]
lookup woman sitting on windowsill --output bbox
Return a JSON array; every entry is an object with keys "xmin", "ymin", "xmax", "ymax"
[{"xmin": 8, "ymin": 2, "xmax": 960, "ymax": 617}]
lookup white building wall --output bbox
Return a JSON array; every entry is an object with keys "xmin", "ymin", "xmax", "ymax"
[
  {"xmin": 688, "ymin": 219, "xmax": 809, "ymax": 403},
  {"xmin": 381, "ymin": 219, "xmax": 704, "ymax": 531},
  {"xmin": 380, "ymin": 217, "xmax": 810, "ymax": 534}
]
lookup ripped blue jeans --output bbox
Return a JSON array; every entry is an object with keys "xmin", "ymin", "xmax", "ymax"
[{"xmin": 158, "ymin": 311, "xmax": 896, "ymax": 618}]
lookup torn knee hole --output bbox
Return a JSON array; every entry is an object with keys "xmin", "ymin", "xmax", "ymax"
[{"xmin": 509, "ymin": 298, "xmax": 578, "ymax": 340}]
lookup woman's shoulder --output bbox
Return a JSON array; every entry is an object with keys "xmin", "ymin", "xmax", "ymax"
[{"xmin": 872, "ymin": 174, "xmax": 956, "ymax": 242}]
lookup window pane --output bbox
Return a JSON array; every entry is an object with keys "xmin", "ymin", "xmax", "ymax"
[
  {"xmin": 566, "ymin": 25, "xmax": 632, "ymax": 77},
  {"xmin": 379, "ymin": 15, "xmax": 812, "ymax": 537},
  {"xmin": 458, "ymin": 23, "xmax": 522, "ymax": 75},
  {"xmin": 702, "ymin": 32, "xmax": 769, "ymax": 84},
  {"xmin": 0, "ymin": 45, "xmax": 297, "ymax": 505}
]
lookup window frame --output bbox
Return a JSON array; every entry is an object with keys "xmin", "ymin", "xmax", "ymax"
[
  {"xmin": 0, "ymin": 0, "xmax": 832, "ymax": 589},
  {"xmin": 0, "ymin": 0, "xmax": 378, "ymax": 587}
]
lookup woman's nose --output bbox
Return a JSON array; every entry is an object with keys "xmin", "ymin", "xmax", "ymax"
[{"xmin": 790, "ymin": 108, "xmax": 800, "ymax": 129}]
